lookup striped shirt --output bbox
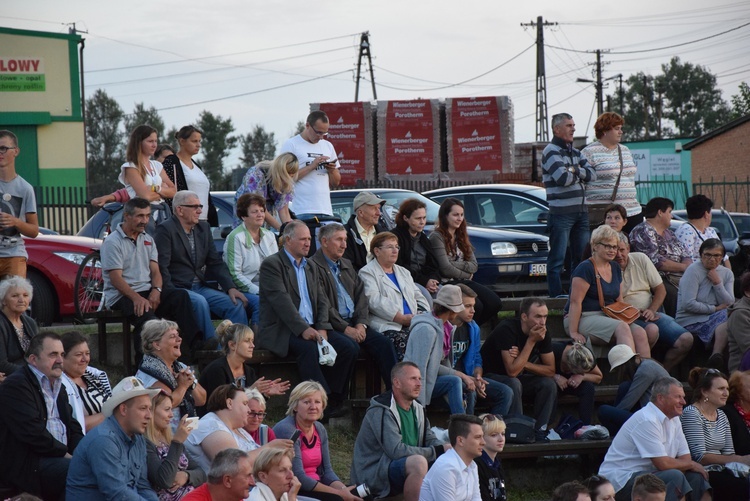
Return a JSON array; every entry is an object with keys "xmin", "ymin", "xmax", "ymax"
[
  {"xmin": 542, "ymin": 136, "xmax": 597, "ymax": 214},
  {"xmin": 581, "ymin": 142, "xmax": 640, "ymax": 216},
  {"xmin": 680, "ymin": 404, "xmax": 734, "ymax": 462}
]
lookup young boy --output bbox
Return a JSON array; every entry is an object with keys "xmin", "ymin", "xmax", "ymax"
[{"xmin": 474, "ymin": 414, "xmax": 507, "ymax": 501}]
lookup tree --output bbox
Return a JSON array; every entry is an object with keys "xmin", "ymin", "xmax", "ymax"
[
  {"xmin": 85, "ymin": 89, "xmax": 124, "ymax": 199},
  {"xmin": 730, "ymin": 82, "xmax": 750, "ymax": 119},
  {"xmin": 195, "ymin": 110, "xmax": 238, "ymax": 190},
  {"xmin": 123, "ymin": 102, "xmax": 165, "ymax": 140},
  {"xmin": 657, "ymin": 57, "xmax": 730, "ymax": 137},
  {"xmin": 613, "ymin": 73, "xmax": 662, "ymax": 141},
  {"xmin": 163, "ymin": 126, "xmax": 179, "ymax": 151},
  {"xmin": 239, "ymin": 125, "xmax": 277, "ymax": 167},
  {"xmin": 291, "ymin": 121, "xmax": 305, "ymax": 136}
]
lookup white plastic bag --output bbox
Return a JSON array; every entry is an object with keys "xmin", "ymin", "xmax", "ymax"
[{"xmin": 318, "ymin": 338, "xmax": 337, "ymax": 366}]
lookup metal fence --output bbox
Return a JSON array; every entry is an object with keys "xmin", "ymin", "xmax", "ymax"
[
  {"xmin": 693, "ymin": 177, "xmax": 750, "ymax": 213},
  {"xmin": 634, "ymin": 176, "xmax": 690, "ymax": 210},
  {"xmin": 34, "ymin": 186, "xmax": 89, "ymax": 235}
]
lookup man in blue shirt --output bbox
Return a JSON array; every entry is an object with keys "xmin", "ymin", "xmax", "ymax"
[
  {"xmin": 310, "ymin": 222, "xmax": 397, "ymax": 391},
  {"xmin": 66, "ymin": 376, "xmax": 161, "ymax": 500},
  {"xmin": 257, "ymin": 220, "xmax": 359, "ymax": 418}
]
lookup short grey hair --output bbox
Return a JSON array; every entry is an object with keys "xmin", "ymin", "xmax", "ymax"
[
  {"xmin": 140, "ymin": 319, "xmax": 179, "ymax": 355},
  {"xmin": 618, "ymin": 232, "xmax": 629, "ymax": 245},
  {"xmin": 245, "ymin": 387, "xmax": 266, "ymax": 408},
  {"xmin": 0, "ymin": 275, "xmax": 33, "ymax": 303},
  {"xmin": 173, "ymin": 190, "xmax": 199, "ymax": 207},
  {"xmin": 651, "ymin": 377, "xmax": 683, "ymax": 402},
  {"xmin": 318, "ymin": 222, "xmax": 346, "ymax": 243},
  {"xmin": 281, "ymin": 220, "xmax": 307, "ymax": 246},
  {"xmin": 551, "ymin": 113, "xmax": 573, "ymax": 129},
  {"xmin": 207, "ymin": 448, "xmax": 249, "ymax": 484}
]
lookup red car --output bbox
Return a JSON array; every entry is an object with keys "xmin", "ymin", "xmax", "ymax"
[{"xmin": 25, "ymin": 234, "xmax": 101, "ymax": 326}]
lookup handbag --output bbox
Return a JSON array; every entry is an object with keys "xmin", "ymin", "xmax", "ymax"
[
  {"xmin": 587, "ymin": 145, "xmax": 624, "ymax": 227},
  {"xmin": 590, "ymin": 258, "xmax": 640, "ymax": 324}
]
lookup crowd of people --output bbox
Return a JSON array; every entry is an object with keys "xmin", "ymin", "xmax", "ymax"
[{"xmin": 2, "ymin": 104, "xmax": 750, "ymax": 501}]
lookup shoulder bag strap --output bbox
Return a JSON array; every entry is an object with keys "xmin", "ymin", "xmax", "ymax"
[
  {"xmin": 589, "ymin": 257, "xmax": 607, "ymax": 308},
  {"xmin": 610, "ymin": 145, "xmax": 625, "ymax": 202}
]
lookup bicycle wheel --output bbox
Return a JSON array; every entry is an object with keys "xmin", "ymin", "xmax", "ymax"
[{"xmin": 74, "ymin": 251, "xmax": 104, "ymax": 321}]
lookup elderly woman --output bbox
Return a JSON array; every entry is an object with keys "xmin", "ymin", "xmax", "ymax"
[
  {"xmin": 597, "ymin": 345, "xmax": 670, "ymax": 435},
  {"xmin": 273, "ymin": 381, "xmax": 362, "ymax": 501},
  {"xmin": 145, "ymin": 390, "xmax": 205, "ymax": 500},
  {"xmin": 244, "ymin": 388, "xmax": 277, "ymax": 446},
  {"xmin": 161, "ymin": 125, "xmax": 213, "ymax": 222},
  {"xmin": 582, "ymin": 112, "xmax": 642, "ymax": 232},
  {"xmin": 224, "ymin": 193, "xmax": 280, "ymax": 327},
  {"xmin": 199, "ymin": 321, "xmax": 288, "ymax": 416},
  {"xmin": 564, "ymin": 225, "xmax": 654, "ymax": 357},
  {"xmin": 60, "ymin": 331, "xmax": 112, "ymax": 433},
  {"xmin": 728, "ymin": 273, "xmax": 750, "ymax": 372},
  {"xmin": 235, "ymin": 153, "xmax": 299, "ymax": 230},
  {"xmin": 722, "ymin": 370, "xmax": 750, "ymax": 455},
  {"xmin": 429, "ymin": 198, "xmax": 502, "ymax": 326},
  {"xmin": 0, "ymin": 276, "xmax": 38, "ymax": 375},
  {"xmin": 677, "ymin": 238, "xmax": 735, "ymax": 370},
  {"xmin": 249, "ymin": 447, "xmax": 302, "ymax": 501},
  {"xmin": 392, "ymin": 198, "xmax": 441, "ymax": 297},
  {"xmin": 681, "ymin": 367, "xmax": 750, "ymax": 500},
  {"xmin": 136, "ymin": 319, "xmax": 206, "ymax": 429},
  {"xmin": 551, "ymin": 342, "xmax": 603, "ymax": 425},
  {"xmin": 359, "ymin": 231, "xmax": 431, "ymax": 361}
]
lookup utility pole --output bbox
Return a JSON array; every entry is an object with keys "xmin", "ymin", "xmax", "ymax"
[
  {"xmin": 643, "ymin": 75, "xmax": 650, "ymax": 140},
  {"xmin": 354, "ymin": 31, "xmax": 377, "ymax": 101},
  {"xmin": 521, "ymin": 16, "xmax": 556, "ymax": 142},
  {"xmin": 618, "ymin": 73, "xmax": 624, "ymax": 116},
  {"xmin": 595, "ymin": 50, "xmax": 603, "ymax": 116}
]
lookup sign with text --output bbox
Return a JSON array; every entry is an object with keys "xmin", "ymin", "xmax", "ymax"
[
  {"xmin": 317, "ymin": 102, "xmax": 370, "ymax": 186},
  {"xmin": 631, "ymin": 149, "xmax": 651, "ymax": 178},
  {"xmin": 651, "ymin": 154, "xmax": 681, "ymax": 176},
  {"xmin": 448, "ymin": 97, "xmax": 503, "ymax": 172},
  {"xmin": 0, "ymin": 57, "xmax": 45, "ymax": 92},
  {"xmin": 382, "ymin": 99, "xmax": 436, "ymax": 175}
]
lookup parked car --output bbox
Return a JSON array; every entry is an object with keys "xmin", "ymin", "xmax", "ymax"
[
  {"xmin": 25, "ymin": 234, "xmax": 101, "ymax": 325},
  {"xmin": 329, "ymin": 188, "xmax": 550, "ymax": 296},
  {"xmin": 424, "ymin": 184, "xmax": 550, "ymax": 236},
  {"xmin": 731, "ymin": 212, "xmax": 750, "ymax": 239},
  {"xmin": 671, "ymin": 209, "xmax": 740, "ymax": 256}
]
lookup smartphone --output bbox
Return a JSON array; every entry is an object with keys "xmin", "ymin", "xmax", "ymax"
[
  {"xmin": 185, "ymin": 417, "xmax": 199, "ymax": 431},
  {"xmin": 290, "ymin": 430, "xmax": 301, "ymax": 442}
]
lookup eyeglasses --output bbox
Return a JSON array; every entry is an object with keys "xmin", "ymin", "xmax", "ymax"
[
  {"xmin": 481, "ymin": 414, "xmax": 504, "ymax": 423},
  {"xmin": 701, "ymin": 253, "xmax": 723, "ymax": 260},
  {"xmin": 180, "ymin": 204, "xmax": 203, "ymax": 210},
  {"xmin": 248, "ymin": 412, "xmax": 267, "ymax": 419},
  {"xmin": 597, "ymin": 243, "xmax": 618, "ymax": 251},
  {"xmin": 309, "ymin": 125, "xmax": 329, "ymax": 137},
  {"xmin": 379, "ymin": 245, "xmax": 400, "ymax": 251},
  {"xmin": 0, "ymin": 146, "xmax": 18, "ymax": 154}
]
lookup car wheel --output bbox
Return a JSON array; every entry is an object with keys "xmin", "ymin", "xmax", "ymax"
[{"xmin": 28, "ymin": 269, "xmax": 57, "ymax": 326}]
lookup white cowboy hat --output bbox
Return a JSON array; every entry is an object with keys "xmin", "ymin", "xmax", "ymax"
[{"xmin": 102, "ymin": 376, "xmax": 161, "ymax": 417}]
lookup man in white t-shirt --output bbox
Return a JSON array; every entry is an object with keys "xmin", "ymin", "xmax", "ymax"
[{"xmin": 281, "ymin": 111, "xmax": 341, "ymax": 255}]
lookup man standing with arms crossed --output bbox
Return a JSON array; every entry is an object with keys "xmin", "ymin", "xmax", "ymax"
[
  {"xmin": 281, "ymin": 111, "xmax": 341, "ymax": 255},
  {"xmin": 542, "ymin": 114, "xmax": 596, "ymax": 298},
  {"xmin": 0, "ymin": 130, "xmax": 39, "ymax": 278}
]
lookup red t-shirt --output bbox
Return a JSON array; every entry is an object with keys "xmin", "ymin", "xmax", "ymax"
[{"xmin": 183, "ymin": 484, "xmax": 244, "ymax": 501}]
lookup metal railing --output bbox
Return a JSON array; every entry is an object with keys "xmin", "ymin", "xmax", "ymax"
[{"xmin": 693, "ymin": 177, "xmax": 750, "ymax": 213}]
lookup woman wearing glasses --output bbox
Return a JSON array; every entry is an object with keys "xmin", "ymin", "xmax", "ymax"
[
  {"xmin": 681, "ymin": 367, "xmax": 750, "ymax": 500},
  {"xmin": 243, "ymin": 388, "xmax": 277, "ymax": 446},
  {"xmin": 198, "ymin": 321, "xmax": 289, "ymax": 416},
  {"xmin": 564, "ymin": 225, "xmax": 653, "ymax": 358},
  {"xmin": 676, "ymin": 238, "xmax": 734, "ymax": 370}
]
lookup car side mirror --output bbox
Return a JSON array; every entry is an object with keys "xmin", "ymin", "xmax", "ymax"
[{"xmin": 537, "ymin": 211, "xmax": 549, "ymax": 224}]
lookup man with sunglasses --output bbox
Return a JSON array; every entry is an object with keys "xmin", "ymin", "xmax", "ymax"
[
  {"xmin": 281, "ymin": 111, "xmax": 341, "ymax": 255},
  {"xmin": 155, "ymin": 190, "xmax": 248, "ymax": 343},
  {"xmin": 0, "ymin": 130, "xmax": 39, "ymax": 278}
]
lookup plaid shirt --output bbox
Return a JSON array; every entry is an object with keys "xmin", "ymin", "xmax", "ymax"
[
  {"xmin": 28, "ymin": 364, "xmax": 67, "ymax": 445},
  {"xmin": 629, "ymin": 220, "xmax": 690, "ymax": 271}
]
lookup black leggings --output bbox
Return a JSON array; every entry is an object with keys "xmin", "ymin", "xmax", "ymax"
[{"xmin": 449, "ymin": 279, "xmax": 502, "ymax": 326}]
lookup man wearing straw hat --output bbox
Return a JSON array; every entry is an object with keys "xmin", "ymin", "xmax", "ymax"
[{"xmin": 67, "ymin": 376, "xmax": 161, "ymax": 500}]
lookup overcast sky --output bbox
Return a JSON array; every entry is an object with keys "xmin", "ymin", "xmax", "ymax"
[{"xmin": 4, "ymin": 0, "xmax": 750, "ymax": 166}]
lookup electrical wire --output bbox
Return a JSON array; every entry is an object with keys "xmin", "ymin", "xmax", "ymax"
[{"xmin": 516, "ymin": 86, "xmax": 593, "ymax": 120}]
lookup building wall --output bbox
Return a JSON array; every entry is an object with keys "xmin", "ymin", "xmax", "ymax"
[{"xmin": 690, "ymin": 120, "xmax": 750, "ymax": 182}]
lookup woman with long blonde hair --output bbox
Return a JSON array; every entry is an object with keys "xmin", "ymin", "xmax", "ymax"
[{"xmin": 234, "ymin": 152, "xmax": 299, "ymax": 230}]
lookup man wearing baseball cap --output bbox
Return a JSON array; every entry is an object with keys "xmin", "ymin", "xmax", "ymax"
[
  {"xmin": 344, "ymin": 191, "xmax": 387, "ymax": 271},
  {"xmin": 404, "ymin": 284, "xmax": 467, "ymax": 413},
  {"xmin": 67, "ymin": 376, "xmax": 161, "ymax": 500}
]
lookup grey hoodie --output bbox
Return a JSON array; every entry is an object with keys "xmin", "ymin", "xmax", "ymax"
[
  {"xmin": 350, "ymin": 392, "xmax": 445, "ymax": 498},
  {"xmin": 728, "ymin": 295, "xmax": 750, "ymax": 372},
  {"xmin": 404, "ymin": 312, "xmax": 456, "ymax": 405}
]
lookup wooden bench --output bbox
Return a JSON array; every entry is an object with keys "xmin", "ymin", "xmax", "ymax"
[
  {"xmin": 85, "ymin": 309, "xmax": 135, "ymax": 374},
  {"xmin": 502, "ymin": 438, "xmax": 612, "ymax": 459}
]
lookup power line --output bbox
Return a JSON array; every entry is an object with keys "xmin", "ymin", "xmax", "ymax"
[
  {"xmin": 87, "ymin": 33, "xmax": 362, "ymax": 73},
  {"xmin": 516, "ymin": 86, "xmax": 593, "ymax": 120}
]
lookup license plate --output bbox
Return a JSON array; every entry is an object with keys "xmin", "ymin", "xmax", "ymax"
[{"xmin": 530, "ymin": 263, "xmax": 547, "ymax": 276}]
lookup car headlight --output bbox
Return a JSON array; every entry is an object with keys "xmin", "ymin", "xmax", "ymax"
[
  {"xmin": 53, "ymin": 252, "xmax": 94, "ymax": 266},
  {"xmin": 491, "ymin": 242, "xmax": 517, "ymax": 256}
]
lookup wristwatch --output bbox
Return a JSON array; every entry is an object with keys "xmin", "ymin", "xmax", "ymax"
[{"xmin": 151, "ymin": 287, "xmax": 162, "ymax": 293}]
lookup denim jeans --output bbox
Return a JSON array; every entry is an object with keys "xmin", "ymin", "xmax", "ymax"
[
  {"xmin": 546, "ymin": 211, "xmax": 590, "ymax": 297},
  {"xmin": 634, "ymin": 313, "xmax": 688, "ymax": 347},
  {"xmin": 187, "ymin": 283, "xmax": 248, "ymax": 339},
  {"xmin": 465, "ymin": 377, "xmax": 514, "ymax": 416},
  {"xmin": 242, "ymin": 292, "xmax": 260, "ymax": 326},
  {"xmin": 432, "ymin": 375, "xmax": 465, "ymax": 414}
]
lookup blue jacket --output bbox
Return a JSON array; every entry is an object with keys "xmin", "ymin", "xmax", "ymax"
[{"xmin": 460, "ymin": 320, "xmax": 483, "ymax": 377}]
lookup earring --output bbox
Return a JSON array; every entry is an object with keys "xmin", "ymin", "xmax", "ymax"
[{"xmin": 704, "ymin": 397, "xmax": 709, "ymax": 403}]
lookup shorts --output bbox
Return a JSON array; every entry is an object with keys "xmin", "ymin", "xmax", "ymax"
[
  {"xmin": 387, "ymin": 456, "xmax": 409, "ymax": 495},
  {"xmin": 565, "ymin": 311, "xmax": 623, "ymax": 344},
  {"xmin": 634, "ymin": 312, "xmax": 687, "ymax": 347}
]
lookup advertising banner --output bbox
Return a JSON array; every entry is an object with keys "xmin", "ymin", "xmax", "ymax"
[
  {"xmin": 448, "ymin": 97, "xmax": 502, "ymax": 172},
  {"xmin": 0, "ymin": 57, "xmax": 46, "ymax": 92},
  {"xmin": 378, "ymin": 99, "xmax": 439, "ymax": 176},
  {"xmin": 316, "ymin": 101, "xmax": 373, "ymax": 186}
]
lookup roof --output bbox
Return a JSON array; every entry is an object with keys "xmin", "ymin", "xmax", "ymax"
[{"xmin": 683, "ymin": 114, "xmax": 750, "ymax": 150}]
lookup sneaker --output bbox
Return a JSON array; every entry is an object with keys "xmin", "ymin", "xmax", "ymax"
[{"xmin": 535, "ymin": 429, "xmax": 550, "ymax": 443}]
